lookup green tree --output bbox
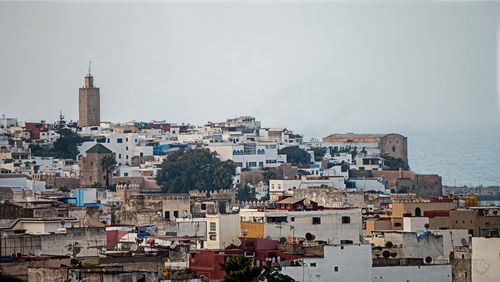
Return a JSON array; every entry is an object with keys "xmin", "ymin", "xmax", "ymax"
[
  {"xmin": 30, "ymin": 143, "xmax": 54, "ymax": 157},
  {"xmin": 262, "ymin": 169, "xmax": 276, "ymax": 186},
  {"xmin": 220, "ymin": 256, "xmax": 263, "ymax": 282},
  {"xmin": 312, "ymin": 147, "xmax": 327, "ymax": 162},
  {"xmin": 53, "ymin": 128, "xmax": 83, "ymax": 160},
  {"xmin": 262, "ymin": 265, "xmax": 297, "ymax": 282},
  {"xmin": 156, "ymin": 148, "xmax": 235, "ymax": 193},
  {"xmin": 236, "ymin": 184, "xmax": 256, "ymax": 202},
  {"xmin": 379, "ymin": 154, "xmax": 409, "ymax": 171},
  {"xmin": 278, "ymin": 146, "xmax": 311, "ymax": 165},
  {"xmin": 100, "ymin": 155, "xmax": 116, "ymax": 188}
]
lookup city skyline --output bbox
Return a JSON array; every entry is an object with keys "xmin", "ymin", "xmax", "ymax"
[{"xmin": 1, "ymin": 1, "xmax": 500, "ymax": 139}]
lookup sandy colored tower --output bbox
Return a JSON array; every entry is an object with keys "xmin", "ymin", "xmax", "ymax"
[{"xmin": 78, "ymin": 62, "xmax": 100, "ymax": 127}]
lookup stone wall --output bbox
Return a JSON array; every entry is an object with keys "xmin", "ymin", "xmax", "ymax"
[
  {"xmin": 0, "ymin": 256, "xmax": 70, "ymax": 281},
  {"xmin": 40, "ymin": 227, "xmax": 106, "ymax": 257},
  {"xmin": 292, "ymin": 188, "xmax": 365, "ymax": 208},
  {"xmin": 450, "ymin": 245, "xmax": 471, "ymax": 282}
]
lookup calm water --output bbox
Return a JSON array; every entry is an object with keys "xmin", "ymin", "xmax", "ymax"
[{"xmin": 408, "ymin": 130, "xmax": 500, "ymax": 187}]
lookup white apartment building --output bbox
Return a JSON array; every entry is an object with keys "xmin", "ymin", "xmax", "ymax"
[
  {"xmin": 78, "ymin": 132, "xmax": 153, "ymax": 166},
  {"xmin": 281, "ymin": 244, "xmax": 373, "ymax": 282},
  {"xmin": 38, "ymin": 130, "xmax": 60, "ymax": 143},
  {"xmin": 239, "ymin": 208, "xmax": 362, "ymax": 244},
  {"xmin": 208, "ymin": 142, "xmax": 287, "ymax": 169},
  {"xmin": 281, "ymin": 243, "xmax": 452, "ymax": 282}
]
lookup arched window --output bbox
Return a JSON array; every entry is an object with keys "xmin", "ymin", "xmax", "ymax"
[{"xmin": 415, "ymin": 207, "xmax": 422, "ymax": 217}]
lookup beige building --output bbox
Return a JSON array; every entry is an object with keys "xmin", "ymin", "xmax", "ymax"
[
  {"xmin": 78, "ymin": 71, "xmax": 100, "ymax": 127},
  {"xmin": 79, "ymin": 144, "xmax": 114, "ymax": 187},
  {"xmin": 322, "ymin": 133, "xmax": 408, "ymax": 167},
  {"xmin": 162, "ymin": 194, "xmax": 190, "ymax": 221},
  {"xmin": 471, "ymin": 237, "xmax": 500, "ymax": 282},
  {"xmin": 391, "ymin": 201, "xmax": 457, "ymax": 217},
  {"xmin": 206, "ymin": 213, "xmax": 240, "ymax": 249}
]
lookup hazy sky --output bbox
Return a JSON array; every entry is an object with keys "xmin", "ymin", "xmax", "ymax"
[{"xmin": 1, "ymin": 1, "xmax": 500, "ymax": 138}]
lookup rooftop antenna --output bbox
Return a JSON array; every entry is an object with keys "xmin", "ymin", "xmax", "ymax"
[{"xmin": 88, "ymin": 60, "xmax": 92, "ymax": 75}]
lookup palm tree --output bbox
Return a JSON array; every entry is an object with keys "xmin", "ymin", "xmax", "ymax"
[
  {"xmin": 100, "ymin": 155, "xmax": 116, "ymax": 188},
  {"xmin": 220, "ymin": 255, "xmax": 263, "ymax": 282}
]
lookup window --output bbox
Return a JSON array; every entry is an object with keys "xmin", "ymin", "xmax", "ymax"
[
  {"xmin": 462, "ymin": 254, "xmax": 464, "ymax": 259},
  {"xmin": 310, "ymin": 263, "xmax": 316, "ymax": 267},
  {"xmin": 342, "ymin": 216, "xmax": 351, "ymax": 224},
  {"xmin": 313, "ymin": 217, "xmax": 321, "ymax": 225},
  {"xmin": 119, "ymin": 154, "xmax": 121, "ymax": 159},
  {"xmin": 394, "ymin": 222, "xmax": 402, "ymax": 227},
  {"xmin": 126, "ymin": 155, "xmax": 129, "ymax": 159},
  {"xmin": 341, "ymin": 240, "xmax": 353, "ymax": 245},
  {"xmin": 392, "ymin": 146, "xmax": 396, "ymax": 152},
  {"xmin": 140, "ymin": 152, "xmax": 143, "ymax": 157},
  {"xmin": 124, "ymin": 173, "xmax": 128, "ymax": 176},
  {"xmin": 334, "ymin": 266, "xmax": 338, "ymax": 272},
  {"xmin": 90, "ymin": 161, "xmax": 93, "ymax": 166},
  {"xmin": 210, "ymin": 222, "xmax": 216, "ymax": 231},
  {"xmin": 126, "ymin": 146, "xmax": 129, "ymax": 151},
  {"xmin": 209, "ymin": 234, "xmax": 217, "ymax": 241},
  {"xmin": 290, "ymin": 217, "xmax": 295, "ymax": 222},
  {"xmin": 201, "ymin": 204, "xmax": 207, "ymax": 210},
  {"xmin": 165, "ymin": 211, "xmax": 170, "ymax": 219},
  {"xmin": 174, "ymin": 211, "xmax": 179, "ymax": 218},
  {"xmin": 126, "ymin": 138, "xmax": 129, "ymax": 142},
  {"xmin": 117, "ymin": 138, "xmax": 123, "ymax": 143}
]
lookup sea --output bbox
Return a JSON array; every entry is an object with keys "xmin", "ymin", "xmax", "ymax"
[{"xmin": 408, "ymin": 130, "xmax": 500, "ymax": 187}]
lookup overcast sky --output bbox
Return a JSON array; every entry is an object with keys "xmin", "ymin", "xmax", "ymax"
[{"xmin": 1, "ymin": 1, "xmax": 499, "ymax": 138}]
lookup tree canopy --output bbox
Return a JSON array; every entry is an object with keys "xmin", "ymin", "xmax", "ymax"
[
  {"xmin": 278, "ymin": 146, "xmax": 311, "ymax": 165},
  {"xmin": 312, "ymin": 147, "xmax": 327, "ymax": 162},
  {"xmin": 30, "ymin": 128, "xmax": 83, "ymax": 160},
  {"xmin": 100, "ymin": 155, "xmax": 116, "ymax": 188},
  {"xmin": 380, "ymin": 154, "xmax": 409, "ymax": 171},
  {"xmin": 53, "ymin": 128, "xmax": 83, "ymax": 160},
  {"xmin": 220, "ymin": 256, "xmax": 296, "ymax": 282},
  {"xmin": 236, "ymin": 184, "xmax": 256, "ymax": 202},
  {"xmin": 220, "ymin": 256, "xmax": 263, "ymax": 282},
  {"xmin": 156, "ymin": 148, "xmax": 235, "ymax": 193}
]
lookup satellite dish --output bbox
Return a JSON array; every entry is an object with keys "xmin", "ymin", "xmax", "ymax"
[
  {"xmin": 425, "ymin": 256, "xmax": 433, "ymax": 264},
  {"xmin": 385, "ymin": 241, "xmax": 393, "ymax": 248},
  {"xmin": 304, "ymin": 199, "xmax": 311, "ymax": 206},
  {"xmin": 34, "ymin": 249, "xmax": 41, "ymax": 256},
  {"xmin": 130, "ymin": 244, "xmax": 138, "ymax": 251},
  {"xmin": 424, "ymin": 223, "xmax": 430, "ymax": 229},
  {"xmin": 390, "ymin": 251, "xmax": 397, "ymax": 258},
  {"xmin": 382, "ymin": 250, "xmax": 390, "ymax": 259},
  {"xmin": 461, "ymin": 238, "xmax": 468, "ymax": 246},
  {"xmin": 305, "ymin": 233, "xmax": 313, "ymax": 241},
  {"xmin": 241, "ymin": 229, "xmax": 248, "ymax": 237}
]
